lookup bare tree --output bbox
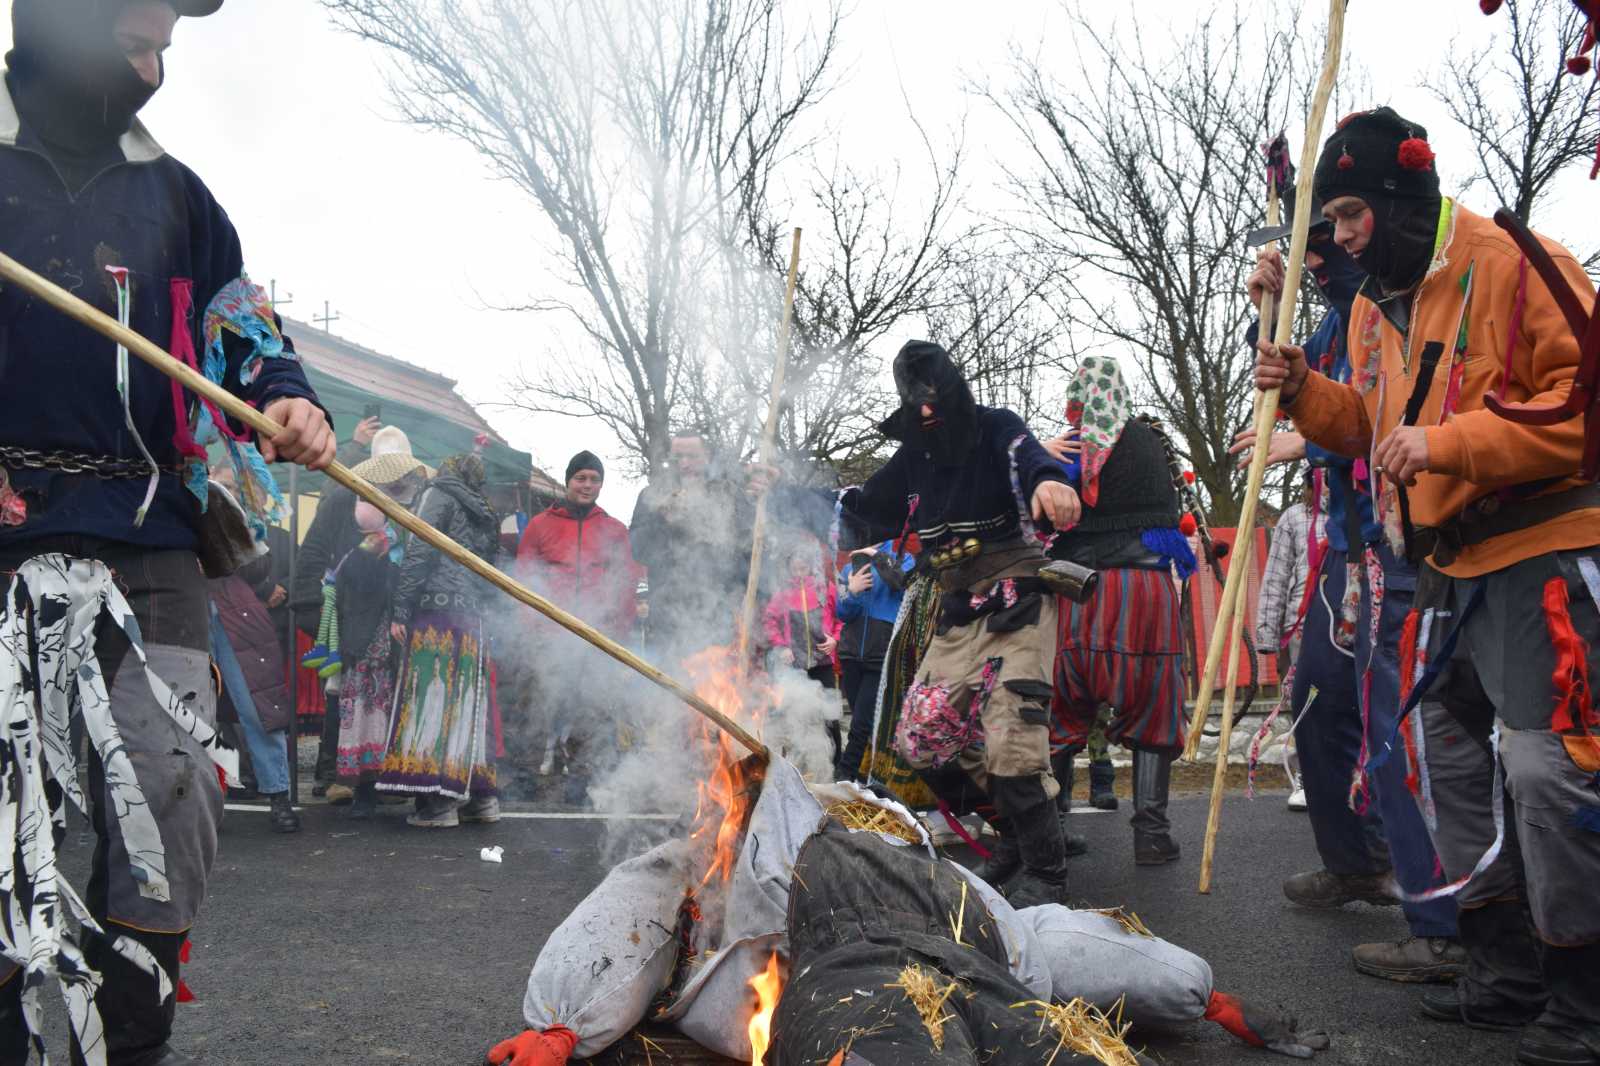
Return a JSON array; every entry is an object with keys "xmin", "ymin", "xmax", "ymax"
[
  {"xmin": 1430, "ymin": 0, "xmax": 1600, "ymax": 225},
  {"xmin": 324, "ymin": 0, "xmax": 989, "ymax": 483},
  {"xmin": 322, "ymin": 0, "xmax": 842, "ymax": 475},
  {"xmin": 986, "ymin": 4, "xmax": 1325, "ymax": 523}
]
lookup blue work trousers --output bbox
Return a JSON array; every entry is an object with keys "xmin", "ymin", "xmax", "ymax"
[{"xmin": 209, "ymin": 602, "xmax": 291, "ymax": 795}]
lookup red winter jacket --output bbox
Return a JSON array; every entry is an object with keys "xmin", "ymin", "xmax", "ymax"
[{"xmin": 516, "ymin": 502, "xmax": 641, "ymax": 638}]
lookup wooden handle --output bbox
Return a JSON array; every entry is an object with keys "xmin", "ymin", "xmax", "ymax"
[
  {"xmin": 0, "ymin": 249, "xmax": 769, "ymax": 759},
  {"xmin": 737, "ymin": 227, "xmax": 804, "ymax": 667},
  {"xmin": 1198, "ymin": 529, "xmax": 1255, "ymax": 893}
]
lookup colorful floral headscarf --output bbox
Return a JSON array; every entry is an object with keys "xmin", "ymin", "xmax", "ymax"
[{"xmin": 1063, "ymin": 355, "xmax": 1133, "ymax": 508}]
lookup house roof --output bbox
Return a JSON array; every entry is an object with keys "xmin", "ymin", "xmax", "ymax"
[{"xmin": 283, "ymin": 317, "xmax": 506, "ymax": 444}]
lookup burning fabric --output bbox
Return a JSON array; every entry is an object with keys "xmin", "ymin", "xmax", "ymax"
[{"xmin": 495, "ymin": 752, "xmax": 1328, "ymax": 1065}]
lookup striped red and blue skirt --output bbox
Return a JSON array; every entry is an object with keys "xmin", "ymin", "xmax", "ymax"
[{"xmin": 1051, "ymin": 566, "xmax": 1186, "ymax": 753}]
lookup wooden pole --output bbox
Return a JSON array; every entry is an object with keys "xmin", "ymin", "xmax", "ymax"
[
  {"xmin": 1198, "ymin": 529, "xmax": 1255, "ymax": 893},
  {"xmin": 736, "ymin": 228, "xmax": 804, "ymax": 668},
  {"xmin": 0, "ymin": 250, "xmax": 769, "ymax": 761},
  {"xmin": 1194, "ymin": 0, "xmax": 1348, "ymax": 890},
  {"xmin": 1182, "ymin": 0, "xmax": 1347, "ymax": 764},
  {"xmin": 1182, "ymin": 182, "xmax": 1278, "ymax": 764}
]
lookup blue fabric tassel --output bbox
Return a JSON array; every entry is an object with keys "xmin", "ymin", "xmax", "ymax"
[{"xmin": 1143, "ymin": 527, "xmax": 1197, "ymax": 579}]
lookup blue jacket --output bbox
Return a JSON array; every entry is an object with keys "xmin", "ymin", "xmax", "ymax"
[
  {"xmin": 835, "ymin": 540, "xmax": 915, "ymax": 665},
  {"xmin": 0, "ymin": 78, "xmax": 321, "ymax": 551}
]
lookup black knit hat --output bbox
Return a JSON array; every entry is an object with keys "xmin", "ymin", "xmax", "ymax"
[
  {"xmin": 565, "ymin": 450, "xmax": 604, "ymax": 483},
  {"xmin": 1313, "ymin": 107, "xmax": 1440, "ymax": 206}
]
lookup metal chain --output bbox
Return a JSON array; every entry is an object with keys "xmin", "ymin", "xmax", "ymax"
[{"xmin": 0, "ymin": 445, "xmax": 159, "ymax": 480}]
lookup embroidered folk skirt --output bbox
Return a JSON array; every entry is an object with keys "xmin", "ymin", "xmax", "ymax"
[
  {"xmin": 1051, "ymin": 567, "xmax": 1186, "ymax": 753},
  {"xmin": 377, "ymin": 609, "xmax": 497, "ymax": 800},
  {"xmin": 336, "ymin": 619, "xmax": 399, "ymax": 783}
]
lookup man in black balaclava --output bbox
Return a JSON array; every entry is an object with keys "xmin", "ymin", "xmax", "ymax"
[
  {"xmin": 830, "ymin": 341, "xmax": 1082, "ymax": 908},
  {"xmin": 1, "ymin": 3, "xmax": 334, "ymax": 1063},
  {"xmin": 1258, "ymin": 108, "xmax": 1600, "ymax": 1066},
  {"xmin": 1240, "ymin": 178, "xmax": 1465, "ymax": 987},
  {"xmin": 1310, "ymin": 106, "xmax": 1443, "ymax": 308}
]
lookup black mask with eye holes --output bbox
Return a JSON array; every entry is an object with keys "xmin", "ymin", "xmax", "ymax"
[
  {"xmin": 879, "ymin": 340, "xmax": 979, "ymax": 467},
  {"xmin": 6, "ymin": 0, "xmax": 164, "ymax": 155}
]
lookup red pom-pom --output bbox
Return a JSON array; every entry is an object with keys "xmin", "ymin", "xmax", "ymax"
[
  {"xmin": 1337, "ymin": 150, "xmax": 1355, "ymax": 170},
  {"xmin": 176, "ymin": 978, "xmax": 195, "ymax": 1004},
  {"xmin": 1398, "ymin": 137, "xmax": 1435, "ymax": 171},
  {"xmin": 1567, "ymin": 55, "xmax": 1592, "ymax": 76},
  {"xmin": 1479, "ymin": 0, "xmax": 1503, "ymax": 12},
  {"xmin": 1179, "ymin": 513, "xmax": 1198, "ymax": 536},
  {"xmin": 1275, "ymin": 410, "xmax": 1287, "ymax": 423},
  {"xmin": 179, "ymin": 939, "xmax": 192, "ymax": 964},
  {"xmin": 1182, "ymin": 470, "xmax": 1196, "ymax": 484}
]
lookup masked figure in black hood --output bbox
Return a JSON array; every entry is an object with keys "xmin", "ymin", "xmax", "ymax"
[
  {"xmin": 827, "ymin": 341, "xmax": 1081, "ymax": 908},
  {"xmin": 0, "ymin": 2, "xmax": 334, "ymax": 1063}
]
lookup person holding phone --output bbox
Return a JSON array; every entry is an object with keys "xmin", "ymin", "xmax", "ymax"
[{"xmin": 833, "ymin": 532, "xmax": 916, "ymax": 782}]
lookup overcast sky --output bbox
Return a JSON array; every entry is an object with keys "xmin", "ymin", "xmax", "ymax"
[{"xmin": 4, "ymin": 0, "xmax": 1593, "ymax": 522}]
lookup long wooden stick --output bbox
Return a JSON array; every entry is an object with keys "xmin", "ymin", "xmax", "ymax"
[
  {"xmin": 1198, "ymin": 529, "xmax": 1255, "ymax": 893},
  {"xmin": 1194, "ymin": 0, "xmax": 1348, "ymax": 891},
  {"xmin": 0, "ymin": 250, "xmax": 769, "ymax": 760},
  {"xmin": 1182, "ymin": 0, "xmax": 1347, "ymax": 765},
  {"xmin": 736, "ymin": 228, "xmax": 804, "ymax": 668}
]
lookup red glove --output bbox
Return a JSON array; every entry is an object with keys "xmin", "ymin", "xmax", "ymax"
[
  {"xmin": 1205, "ymin": 991, "xmax": 1330, "ymax": 1058},
  {"xmin": 485, "ymin": 1027, "xmax": 578, "ymax": 1066}
]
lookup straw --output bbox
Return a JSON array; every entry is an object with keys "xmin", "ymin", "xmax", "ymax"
[
  {"xmin": 1013, "ymin": 997, "xmax": 1141, "ymax": 1066},
  {"xmin": 886, "ymin": 964, "xmax": 961, "ymax": 1051},
  {"xmin": 825, "ymin": 800, "xmax": 922, "ymax": 845},
  {"xmin": 1093, "ymin": 907, "xmax": 1155, "ymax": 939}
]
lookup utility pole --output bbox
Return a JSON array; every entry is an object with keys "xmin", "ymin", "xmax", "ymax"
[
  {"xmin": 268, "ymin": 279, "xmax": 294, "ymax": 312},
  {"xmin": 314, "ymin": 300, "xmax": 340, "ymax": 334}
]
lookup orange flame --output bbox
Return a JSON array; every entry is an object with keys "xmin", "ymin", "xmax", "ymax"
[
  {"xmin": 747, "ymin": 951, "xmax": 784, "ymax": 1064},
  {"xmin": 683, "ymin": 645, "xmax": 773, "ymax": 887}
]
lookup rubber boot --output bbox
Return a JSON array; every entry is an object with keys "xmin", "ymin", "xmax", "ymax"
[
  {"xmin": 1421, "ymin": 901, "xmax": 1548, "ymax": 1030},
  {"xmin": 1516, "ymin": 943, "xmax": 1600, "ymax": 1065},
  {"xmin": 1004, "ymin": 801, "xmax": 1069, "ymax": 908},
  {"xmin": 1131, "ymin": 748, "xmax": 1180, "ymax": 865},
  {"xmin": 72, "ymin": 926, "xmax": 184, "ymax": 1066},
  {"xmin": 1089, "ymin": 759, "xmax": 1119, "ymax": 810},
  {"xmin": 971, "ymin": 817, "xmax": 1022, "ymax": 888},
  {"xmin": 312, "ymin": 693, "xmax": 339, "ymax": 796},
  {"xmin": 1050, "ymin": 749, "xmax": 1075, "ymax": 813},
  {"xmin": 344, "ymin": 780, "xmax": 378, "ymax": 820},
  {"xmin": 1047, "ymin": 751, "xmax": 1090, "ymax": 857}
]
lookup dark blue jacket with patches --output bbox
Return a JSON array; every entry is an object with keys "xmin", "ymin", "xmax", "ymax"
[{"xmin": 0, "ymin": 78, "xmax": 321, "ymax": 551}]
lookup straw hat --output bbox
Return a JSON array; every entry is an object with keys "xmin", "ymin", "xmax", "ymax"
[{"xmin": 351, "ymin": 426, "xmax": 428, "ymax": 485}]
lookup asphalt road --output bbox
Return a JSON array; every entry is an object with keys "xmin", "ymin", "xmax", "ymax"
[{"xmin": 59, "ymin": 790, "xmax": 1519, "ymax": 1066}]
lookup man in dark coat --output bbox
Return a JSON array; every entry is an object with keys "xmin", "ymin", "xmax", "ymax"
[
  {"xmin": 0, "ymin": 2, "xmax": 334, "ymax": 1061},
  {"xmin": 830, "ymin": 341, "xmax": 1081, "ymax": 907}
]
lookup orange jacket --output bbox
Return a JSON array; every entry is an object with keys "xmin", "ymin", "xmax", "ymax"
[{"xmin": 1287, "ymin": 200, "xmax": 1600, "ymax": 578}]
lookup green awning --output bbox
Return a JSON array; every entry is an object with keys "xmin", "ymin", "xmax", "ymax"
[{"xmin": 290, "ymin": 365, "xmax": 532, "ymax": 496}]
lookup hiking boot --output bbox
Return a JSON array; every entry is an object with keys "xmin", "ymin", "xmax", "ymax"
[
  {"xmin": 1282, "ymin": 868, "xmax": 1397, "ymax": 909},
  {"xmin": 144, "ymin": 1048, "xmax": 198, "ymax": 1065},
  {"xmin": 324, "ymin": 783, "xmax": 354, "ymax": 805},
  {"xmin": 460, "ymin": 796, "xmax": 502, "ymax": 824},
  {"xmin": 1421, "ymin": 979, "xmax": 1544, "ymax": 1031},
  {"xmin": 1518, "ymin": 1019, "xmax": 1600, "ymax": 1066},
  {"xmin": 1088, "ymin": 760, "xmax": 1118, "ymax": 810},
  {"xmin": 1353, "ymin": 936, "xmax": 1468, "ymax": 983},
  {"xmin": 264, "ymin": 792, "xmax": 301, "ymax": 834},
  {"xmin": 406, "ymin": 797, "xmax": 460, "ymax": 828}
]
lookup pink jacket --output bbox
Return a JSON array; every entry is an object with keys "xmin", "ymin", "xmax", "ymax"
[{"xmin": 762, "ymin": 575, "xmax": 839, "ymax": 671}]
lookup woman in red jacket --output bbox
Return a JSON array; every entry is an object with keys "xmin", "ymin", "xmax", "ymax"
[{"xmin": 515, "ymin": 452, "xmax": 641, "ymax": 800}]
